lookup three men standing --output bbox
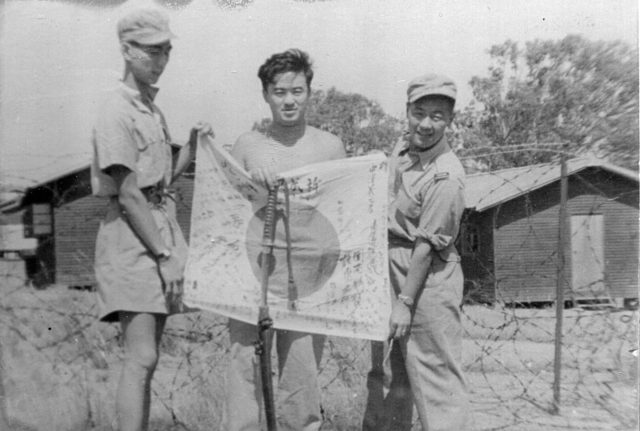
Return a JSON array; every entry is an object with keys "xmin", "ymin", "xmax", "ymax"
[{"xmin": 92, "ymin": 9, "xmax": 467, "ymax": 430}]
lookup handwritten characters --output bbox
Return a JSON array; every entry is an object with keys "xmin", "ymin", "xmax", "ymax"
[{"xmin": 183, "ymin": 138, "xmax": 391, "ymax": 341}]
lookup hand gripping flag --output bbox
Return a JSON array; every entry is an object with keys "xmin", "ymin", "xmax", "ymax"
[{"xmin": 183, "ymin": 137, "xmax": 391, "ymax": 341}]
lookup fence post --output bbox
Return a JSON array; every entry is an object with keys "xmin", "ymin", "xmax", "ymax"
[
  {"xmin": 552, "ymin": 153, "xmax": 569, "ymax": 414},
  {"xmin": 0, "ymin": 342, "xmax": 9, "ymax": 430}
]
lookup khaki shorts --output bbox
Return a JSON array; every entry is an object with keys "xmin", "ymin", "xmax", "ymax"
[{"xmin": 94, "ymin": 197, "xmax": 188, "ymax": 322}]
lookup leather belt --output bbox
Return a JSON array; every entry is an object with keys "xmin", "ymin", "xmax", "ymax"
[{"xmin": 107, "ymin": 184, "xmax": 168, "ymax": 205}]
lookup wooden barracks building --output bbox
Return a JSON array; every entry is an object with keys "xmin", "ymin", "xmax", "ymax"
[
  {"xmin": 460, "ymin": 158, "xmax": 638, "ymax": 306},
  {"xmin": 1, "ymin": 157, "xmax": 638, "ymax": 306},
  {"xmin": 1, "ymin": 163, "xmax": 194, "ymax": 288}
]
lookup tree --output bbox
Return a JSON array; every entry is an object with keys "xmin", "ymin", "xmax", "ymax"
[
  {"xmin": 459, "ymin": 35, "xmax": 639, "ymax": 170},
  {"xmin": 253, "ymin": 87, "xmax": 404, "ymax": 156}
]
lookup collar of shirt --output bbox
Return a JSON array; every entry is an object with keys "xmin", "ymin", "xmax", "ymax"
[
  {"xmin": 398, "ymin": 135, "xmax": 452, "ymax": 170},
  {"xmin": 118, "ymin": 82, "xmax": 160, "ymax": 114}
]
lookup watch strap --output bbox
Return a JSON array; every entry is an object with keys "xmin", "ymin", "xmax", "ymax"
[
  {"xmin": 156, "ymin": 249, "xmax": 171, "ymax": 262},
  {"xmin": 397, "ymin": 294, "xmax": 414, "ymax": 307}
]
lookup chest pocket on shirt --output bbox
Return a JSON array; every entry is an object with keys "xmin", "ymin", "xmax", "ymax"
[
  {"xmin": 396, "ymin": 175, "xmax": 423, "ymax": 219},
  {"xmin": 132, "ymin": 116, "xmax": 164, "ymax": 152},
  {"xmin": 131, "ymin": 115, "xmax": 166, "ymax": 182}
]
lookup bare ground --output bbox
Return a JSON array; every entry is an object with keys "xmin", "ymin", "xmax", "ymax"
[{"xmin": 0, "ymin": 279, "xmax": 637, "ymax": 431}]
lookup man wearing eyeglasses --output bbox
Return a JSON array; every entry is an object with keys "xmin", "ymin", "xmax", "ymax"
[{"xmin": 91, "ymin": 9, "xmax": 212, "ymax": 431}]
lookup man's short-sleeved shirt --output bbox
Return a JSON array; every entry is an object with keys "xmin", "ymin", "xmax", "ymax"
[
  {"xmin": 91, "ymin": 84, "xmax": 173, "ymax": 197},
  {"xmin": 388, "ymin": 137, "xmax": 466, "ymax": 262}
]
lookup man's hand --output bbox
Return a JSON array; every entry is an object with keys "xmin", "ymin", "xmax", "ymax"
[
  {"xmin": 189, "ymin": 121, "xmax": 214, "ymax": 141},
  {"xmin": 249, "ymin": 167, "xmax": 279, "ymax": 190},
  {"xmin": 388, "ymin": 300, "xmax": 412, "ymax": 340},
  {"xmin": 187, "ymin": 121, "xmax": 215, "ymax": 154},
  {"xmin": 158, "ymin": 253, "xmax": 183, "ymax": 309},
  {"xmin": 172, "ymin": 122, "xmax": 214, "ymax": 181}
]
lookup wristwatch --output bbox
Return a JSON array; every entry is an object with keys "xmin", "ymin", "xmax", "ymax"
[
  {"xmin": 397, "ymin": 294, "xmax": 414, "ymax": 308},
  {"xmin": 156, "ymin": 249, "xmax": 171, "ymax": 262}
]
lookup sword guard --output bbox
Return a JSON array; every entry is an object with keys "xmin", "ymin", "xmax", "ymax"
[{"xmin": 258, "ymin": 316, "xmax": 273, "ymax": 330}]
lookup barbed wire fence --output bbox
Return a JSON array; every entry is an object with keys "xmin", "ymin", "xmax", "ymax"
[{"xmin": 0, "ymin": 145, "xmax": 637, "ymax": 430}]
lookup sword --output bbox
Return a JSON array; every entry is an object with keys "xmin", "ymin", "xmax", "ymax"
[{"xmin": 255, "ymin": 184, "xmax": 279, "ymax": 431}]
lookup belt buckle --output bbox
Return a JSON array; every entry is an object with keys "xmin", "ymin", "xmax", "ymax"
[{"xmin": 146, "ymin": 185, "xmax": 165, "ymax": 205}]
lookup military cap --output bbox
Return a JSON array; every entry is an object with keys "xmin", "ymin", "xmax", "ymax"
[
  {"xmin": 117, "ymin": 9, "xmax": 175, "ymax": 45},
  {"xmin": 407, "ymin": 73, "xmax": 457, "ymax": 104}
]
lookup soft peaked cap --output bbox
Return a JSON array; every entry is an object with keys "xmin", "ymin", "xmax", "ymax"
[
  {"xmin": 407, "ymin": 74, "xmax": 457, "ymax": 104},
  {"xmin": 117, "ymin": 9, "xmax": 175, "ymax": 45}
]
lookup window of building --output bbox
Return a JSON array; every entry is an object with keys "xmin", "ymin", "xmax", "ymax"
[{"xmin": 24, "ymin": 203, "xmax": 53, "ymax": 237}]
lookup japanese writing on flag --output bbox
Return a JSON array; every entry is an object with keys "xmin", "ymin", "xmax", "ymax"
[{"xmin": 183, "ymin": 137, "xmax": 391, "ymax": 341}]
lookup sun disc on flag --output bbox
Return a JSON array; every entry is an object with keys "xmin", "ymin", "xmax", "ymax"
[{"xmin": 245, "ymin": 201, "xmax": 341, "ymax": 301}]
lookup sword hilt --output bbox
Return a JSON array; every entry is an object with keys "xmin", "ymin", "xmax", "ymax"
[{"xmin": 260, "ymin": 184, "xmax": 279, "ymax": 307}]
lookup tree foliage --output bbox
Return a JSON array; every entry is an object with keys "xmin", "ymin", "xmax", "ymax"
[
  {"xmin": 458, "ymin": 35, "xmax": 639, "ymax": 170},
  {"xmin": 253, "ymin": 87, "xmax": 404, "ymax": 156}
]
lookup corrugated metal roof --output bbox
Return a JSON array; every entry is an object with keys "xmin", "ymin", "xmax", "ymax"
[
  {"xmin": 0, "ymin": 157, "xmax": 91, "ymax": 212},
  {"xmin": 26, "ymin": 157, "xmax": 92, "ymax": 191},
  {"xmin": 465, "ymin": 157, "xmax": 639, "ymax": 212},
  {"xmin": 0, "ymin": 196, "xmax": 22, "ymax": 212}
]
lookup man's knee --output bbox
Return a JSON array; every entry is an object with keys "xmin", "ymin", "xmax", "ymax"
[{"xmin": 125, "ymin": 344, "xmax": 159, "ymax": 371}]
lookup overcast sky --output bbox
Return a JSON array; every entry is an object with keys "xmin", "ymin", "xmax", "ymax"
[{"xmin": 0, "ymin": 0, "xmax": 637, "ymax": 192}]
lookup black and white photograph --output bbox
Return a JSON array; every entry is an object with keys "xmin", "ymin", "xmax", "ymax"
[{"xmin": 0, "ymin": 1, "xmax": 637, "ymax": 430}]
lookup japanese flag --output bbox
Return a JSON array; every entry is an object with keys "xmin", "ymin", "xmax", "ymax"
[{"xmin": 183, "ymin": 137, "xmax": 391, "ymax": 341}]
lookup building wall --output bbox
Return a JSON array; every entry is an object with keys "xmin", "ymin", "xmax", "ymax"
[
  {"xmin": 54, "ymin": 174, "xmax": 196, "ymax": 288},
  {"xmin": 492, "ymin": 169, "xmax": 638, "ymax": 303},
  {"xmin": 39, "ymin": 165, "xmax": 640, "ymax": 298},
  {"xmin": 460, "ymin": 210, "xmax": 495, "ymax": 303},
  {"xmin": 569, "ymin": 171, "xmax": 638, "ymax": 298},
  {"xmin": 54, "ymin": 195, "xmax": 105, "ymax": 287}
]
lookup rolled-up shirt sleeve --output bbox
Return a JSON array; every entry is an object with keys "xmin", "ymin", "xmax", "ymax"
[
  {"xmin": 93, "ymin": 111, "xmax": 137, "ymax": 173},
  {"xmin": 415, "ymin": 177, "xmax": 465, "ymax": 250}
]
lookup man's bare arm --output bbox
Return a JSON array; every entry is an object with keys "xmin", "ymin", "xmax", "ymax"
[
  {"xmin": 107, "ymin": 165, "xmax": 183, "ymax": 289},
  {"xmin": 108, "ymin": 165, "xmax": 168, "ymax": 255}
]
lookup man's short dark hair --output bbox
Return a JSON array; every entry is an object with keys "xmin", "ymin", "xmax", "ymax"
[{"xmin": 258, "ymin": 48, "xmax": 313, "ymax": 91}]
